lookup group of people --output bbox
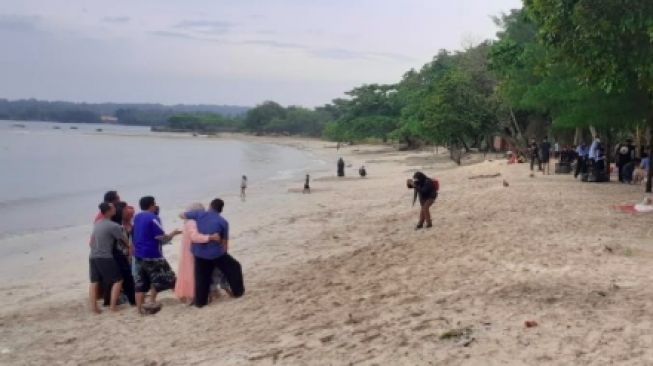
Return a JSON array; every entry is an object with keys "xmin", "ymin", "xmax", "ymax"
[
  {"xmin": 527, "ymin": 136, "xmax": 650, "ymax": 184},
  {"xmin": 88, "ymin": 190, "xmax": 244, "ymax": 315},
  {"xmin": 575, "ymin": 137, "xmax": 649, "ymax": 183}
]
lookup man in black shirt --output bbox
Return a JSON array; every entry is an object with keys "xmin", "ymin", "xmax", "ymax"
[
  {"xmin": 539, "ymin": 137, "xmax": 551, "ymax": 175},
  {"xmin": 616, "ymin": 139, "xmax": 636, "ymax": 183},
  {"xmin": 529, "ymin": 139, "xmax": 541, "ymax": 171}
]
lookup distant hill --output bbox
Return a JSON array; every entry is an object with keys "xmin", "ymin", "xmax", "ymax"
[{"xmin": 0, "ymin": 98, "xmax": 250, "ymax": 126}]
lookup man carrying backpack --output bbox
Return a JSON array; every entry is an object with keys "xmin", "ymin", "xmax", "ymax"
[{"xmin": 407, "ymin": 171, "xmax": 438, "ymax": 230}]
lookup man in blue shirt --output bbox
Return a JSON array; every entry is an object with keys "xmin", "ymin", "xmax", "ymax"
[
  {"xmin": 574, "ymin": 142, "xmax": 588, "ymax": 178},
  {"xmin": 132, "ymin": 196, "xmax": 181, "ymax": 314},
  {"xmin": 182, "ymin": 198, "xmax": 244, "ymax": 307}
]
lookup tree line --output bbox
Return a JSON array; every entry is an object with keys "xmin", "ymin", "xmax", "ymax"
[{"xmin": 0, "ymin": 99, "xmax": 248, "ymax": 125}]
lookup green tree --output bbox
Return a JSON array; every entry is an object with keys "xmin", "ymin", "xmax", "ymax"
[{"xmin": 525, "ymin": 0, "xmax": 653, "ymax": 189}]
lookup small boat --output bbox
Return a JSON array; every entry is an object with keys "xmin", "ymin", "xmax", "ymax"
[
  {"xmin": 53, "ymin": 126, "xmax": 61, "ymax": 130},
  {"xmin": 11, "ymin": 124, "xmax": 26, "ymax": 128},
  {"xmin": 70, "ymin": 126, "xmax": 78, "ymax": 130},
  {"xmin": 96, "ymin": 128, "xmax": 103, "ymax": 132}
]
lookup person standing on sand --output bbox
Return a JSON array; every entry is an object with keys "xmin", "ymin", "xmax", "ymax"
[
  {"xmin": 174, "ymin": 203, "xmax": 221, "ymax": 304},
  {"xmin": 337, "ymin": 158, "xmax": 345, "ymax": 177},
  {"xmin": 409, "ymin": 171, "xmax": 438, "ymax": 230},
  {"xmin": 92, "ymin": 191, "xmax": 135, "ymax": 307},
  {"xmin": 303, "ymin": 174, "xmax": 311, "ymax": 193},
  {"xmin": 574, "ymin": 142, "xmax": 588, "ymax": 178},
  {"xmin": 616, "ymin": 139, "xmax": 636, "ymax": 183},
  {"xmin": 240, "ymin": 175, "xmax": 248, "ymax": 201},
  {"xmin": 181, "ymin": 198, "xmax": 244, "ymax": 308},
  {"xmin": 132, "ymin": 196, "xmax": 181, "ymax": 314},
  {"xmin": 89, "ymin": 202, "xmax": 128, "ymax": 314},
  {"xmin": 539, "ymin": 137, "xmax": 551, "ymax": 175},
  {"xmin": 529, "ymin": 139, "xmax": 541, "ymax": 171},
  {"xmin": 359, "ymin": 165, "xmax": 367, "ymax": 178}
]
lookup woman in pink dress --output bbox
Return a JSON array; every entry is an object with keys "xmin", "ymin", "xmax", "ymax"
[{"xmin": 174, "ymin": 203, "xmax": 213, "ymax": 304}]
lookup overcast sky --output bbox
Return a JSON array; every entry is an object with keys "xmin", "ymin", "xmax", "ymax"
[{"xmin": 0, "ymin": 0, "xmax": 522, "ymax": 107}]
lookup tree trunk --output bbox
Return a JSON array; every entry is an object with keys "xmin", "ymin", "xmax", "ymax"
[
  {"xmin": 647, "ymin": 114, "xmax": 653, "ymax": 193},
  {"xmin": 574, "ymin": 127, "xmax": 582, "ymax": 145},
  {"xmin": 589, "ymin": 125, "xmax": 598, "ymax": 139},
  {"xmin": 509, "ymin": 107, "xmax": 527, "ymax": 146}
]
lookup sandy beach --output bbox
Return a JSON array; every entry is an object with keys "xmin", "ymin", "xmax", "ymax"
[{"xmin": 2, "ymin": 136, "xmax": 653, "ymax": 365}]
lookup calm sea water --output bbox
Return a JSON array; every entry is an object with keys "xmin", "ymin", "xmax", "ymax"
[{"xmin": 0, "ymin": 120, "xmax": 317, "ymax": 237}]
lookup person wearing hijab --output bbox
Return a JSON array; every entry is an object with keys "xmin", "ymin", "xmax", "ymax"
[{"xmin": 408, "ymin": 171, "xmax": 438, "ymax": 230}]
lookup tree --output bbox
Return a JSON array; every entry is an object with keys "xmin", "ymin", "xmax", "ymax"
[
  {"xmin": 243, "ymin": 101, "xmax": 286, "ymax": 133},
  {"xmin": 526, "ymin": 0, "xmax": 653, "ymax": 189}
]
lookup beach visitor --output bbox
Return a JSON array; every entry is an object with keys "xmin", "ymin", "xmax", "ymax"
[
  {"xmin": 622, "ymin": 158, "xmax": 639, "ymax": 184},
  {"xmin": 303, "ymin": 174, "xmax": 311, "ymax": 194},
  {"xmin": 409, "ymin": 171, "xmax": 438, "ymax": 230},
  {"xmin": 616, "ymin": 139, "xmax": 636, "ymax": 183},
  {"xmin": 92, "ymin": 190, "xmax": 136, "ymax": 307},
  {"xmin": 539, "ymin": 137, "xmax": 551, "ymax": 175},
  {"xmin": 588, "ymin": 136, "xmax": 601, "ymax": 174},
  {"xmin": 639, "ymin": 153, "xmax": 651, "ymax": 181},
  {"xmin": 174, "ymin": 203, "xmax": 221, "ymax": 304},
  {"xmin": 337, "ymin": 158, "xmax": 345, "ymax": 177},
  {"xmin": 529, "ymin": 139, "xmax": 540, "ymax": 171},
  {"xmin": 574, "ymin": 142, "xmax": 588, "ymax": 178},
  {"xmin": 359, "ymin": 165, "xmax": 367, "ymax": 178},
  {"xmin": 132, "ymin": 196, "xmax": 181, "ymax": 314},
  {"xmin": 181, "ymin": 198, "xmax": 244, "ymax": 308},
  {"xmin": 240, "ymin": 175, "xmax": 248, "ymax": 201},
  {"xmin": 89, "ymin": 202, "xmax": 128, "ymax": 313}
]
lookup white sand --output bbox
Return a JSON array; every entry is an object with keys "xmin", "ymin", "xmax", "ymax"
[{"xmin": 2, "ymin": 137, "xmax": 653, "ymax": 365}]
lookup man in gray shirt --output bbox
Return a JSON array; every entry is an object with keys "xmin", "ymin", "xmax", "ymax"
[{"xmin": 89, "ymin": 202, "xmax": 128, "ymax": 313}]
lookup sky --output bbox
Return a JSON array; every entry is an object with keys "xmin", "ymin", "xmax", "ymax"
[{"xmin": 0, "ymin": 0, "xmax": 522, "ymax": 107}]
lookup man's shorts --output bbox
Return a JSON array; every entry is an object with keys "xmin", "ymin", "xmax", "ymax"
[
  {"xmin": 134, "ymin": 258, "xmax": 176, "ymax": 293},
  {"xmin": 89, "ymin": 258, "xmax": 122, "ymax": 285}
]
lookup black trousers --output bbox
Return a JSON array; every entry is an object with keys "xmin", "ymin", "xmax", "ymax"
[
  {"xmin": 530, "ymin": 155, "xmax": 541, "ymax": 171},
  {"xmin": 103, "ymin": 253, "xmax": 136, "ymax": 306},
  {"xmin": 574, "ymin": 157, "xmax": 586, "ymax": 178},
  {"xmin": 194, "ymin": 254, "xmax": 245, "ymax": 308}
]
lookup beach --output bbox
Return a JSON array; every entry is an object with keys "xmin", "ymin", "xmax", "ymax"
[{"xmin": 2, "ymin": 136, "xmax": 653, "ymax": 365}]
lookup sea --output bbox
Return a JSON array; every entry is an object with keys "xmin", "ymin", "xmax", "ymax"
[{"xmin": 0, "ymin": 120, "xmax": 321, "ymax": 238}]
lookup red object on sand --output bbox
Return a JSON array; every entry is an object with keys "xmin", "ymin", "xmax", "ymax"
[
  {"xmin": 525, "ymin": 320, "xmax": 538, "ymax": 328},
  {"xmin": 612, "ymin": 205, "xmax": 638, "ymax": 214}
]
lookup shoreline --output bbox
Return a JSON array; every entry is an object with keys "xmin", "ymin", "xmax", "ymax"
[{"xmin": 3, "ymin": 136, "xmax": 653, "ymax": 364}]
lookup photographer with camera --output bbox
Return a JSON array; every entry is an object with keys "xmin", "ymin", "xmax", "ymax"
[{"xmin": 407, "ymin": 171, "xmax": 438, "ymax": 230}]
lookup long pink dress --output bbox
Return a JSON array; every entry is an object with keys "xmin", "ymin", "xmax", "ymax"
[{"xmin": 174, "ymin": 220, "xmax": 210, "ymax": 301}]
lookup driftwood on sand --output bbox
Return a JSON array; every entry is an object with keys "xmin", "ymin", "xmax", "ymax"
[{"xmin": 468, "ymin": 173, "xmax": 501, "ymax": 180}]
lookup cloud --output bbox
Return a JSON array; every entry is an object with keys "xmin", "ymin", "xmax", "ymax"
[
  {"xmin": 0, "ymin": 14, "xmax": 40, "ymax": 33},
  {"xmin": 242, "ymin": 39, "xmax": 306, "ymax": 50},
  {"xmin": 148, "ymin": 30, "xmax": 200, "ymax": 40},
  {"xmin": 173, "ymin": 20, "xmax": 234, "ymax": 35},
  {"xmin": 309, "ymin": 48, "xmax": 415, "ymax": 62},
  {"xmin": 102, "ymin": 16, "xmax": 131, "ymax": 24}
]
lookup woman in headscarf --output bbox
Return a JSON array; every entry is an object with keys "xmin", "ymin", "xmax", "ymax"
[
  {"xmin": 409, "ymin": 171, "xmax": 438, "ymax": 230},
  {"xmin": 174, "ymin": 203, "xmax": 214, "ymax": 304}
]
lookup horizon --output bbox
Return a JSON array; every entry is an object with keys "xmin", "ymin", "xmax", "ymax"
[{"xmin": 1, "ymin": 0, "xmax": 522, "ymax": 107}]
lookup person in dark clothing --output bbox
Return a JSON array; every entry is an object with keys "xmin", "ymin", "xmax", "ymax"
[
  {"xmin": 529, "ymin": 140, "xmax": 541, "ymax": 171},
  {"xmin": 616, "ymin": 139, "xmax": 636, "ymax": 183},
  {"xmin": 359, "ymin": 165, "xmax": 367, "ymax": 178},
  {"xmin": 303, "ymin": 174, "xmax": 311, "ymax": 193},
  {"xmin": 574, "ymin": 142, "xmax": 588, "ymax": 178},
  {"xmin": 181, "ymin": 198, "xmax": 244, "ymax": 308},
  {"xmin": 337, "ymin": 158, "xmax": 345, "ymax": 177},
  {"xmin": 98, "ymin": 191, "xmax": 136, "ymax": 307},
  {"xmin": 409, "ymin": 171, "xmax": 438, "ymax": 230},
  {"xmin": 622, "ymin": 158, "xmax": 639, "ymax": 184},
  {"xmin": 539, "ymin": 137, "xmax": 551, "ymax": 175}
]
